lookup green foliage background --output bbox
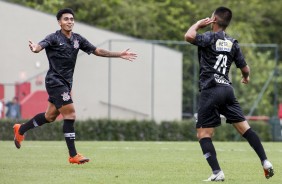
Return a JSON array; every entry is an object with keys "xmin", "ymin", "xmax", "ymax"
[
  {"xmin": 6, "ymin": 0, "xmax": 282, "ymax": 44},
  {"xmin": 0, "ymin": 119, "xmax": 272, "ymax": 141},
  {"xmin": 4, "ymin": 0, "xmax": 282, "ymax": 116}
]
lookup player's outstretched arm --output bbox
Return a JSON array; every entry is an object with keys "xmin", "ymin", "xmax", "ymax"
[
  {"xmin": 94, "ymin": 48, "xmax": 137, "ymax": 62},
  {"xmin": 185, "ymin": 17, "xmax": 215, "ymax": 43},
  {"xmin": 29, "ymin": 40, "xmax": 43, "ymax": 53}
]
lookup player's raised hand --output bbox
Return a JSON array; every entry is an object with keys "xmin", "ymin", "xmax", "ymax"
[
  {"xmin": 196, "ymin": 17, "xmax": 216, "ymax": 29},
  {"xmin": 120, "ymin": 48, "xmax": 137, "ymax": 62}
]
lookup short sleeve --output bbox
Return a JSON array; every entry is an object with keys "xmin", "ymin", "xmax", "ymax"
[
  {"xmin": 233, "ymin": 41, "xmax": 247, "ymax": 68},
  {"xmin": 192, "ymin": 32, "xmax": 213, "ymax": 47},
  {"xmin": 38, "ymin": 33, "xmax": 55, "ymax": 49},
  {"xmin": 78, "ymin": 35, "xmax": 96, "ymax": 55}
]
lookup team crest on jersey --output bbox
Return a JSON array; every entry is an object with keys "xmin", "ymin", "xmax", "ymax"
[
  {"xmin": 61, "ymin": 92, "xmax": 71, "ymax": 101},
  {"xmin": 216, "ymin": 39, "xmax": 233, "ymax": 52},
  {"xmin": 73, "ymin": 40, "xmax": 79, "ymax": 49}
]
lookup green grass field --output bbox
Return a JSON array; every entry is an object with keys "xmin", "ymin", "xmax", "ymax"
[{"xmin": 0, "ymin": 141, "xmax": 281, "ymax": 184}]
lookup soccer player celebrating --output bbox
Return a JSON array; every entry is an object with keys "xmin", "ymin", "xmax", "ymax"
[
  {"xmin": 185, "ymin": 7, "xmax": 274, "ymax": 181},
  {"xmin": 13, "ymin": 8, "xmax": 137, "ymax": 164}
]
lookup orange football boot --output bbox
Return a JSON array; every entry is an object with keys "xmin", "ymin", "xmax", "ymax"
[
  {"xmin": 69, "ymin": 153, "xmax": 90, "ymax": 164},
  {"xmin": 13, "ymin": 124, "xmax": 25, "ymax": 149}
]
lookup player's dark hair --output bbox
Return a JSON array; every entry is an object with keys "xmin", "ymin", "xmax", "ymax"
[
  {"xmin": 56, "ymin": 8, "xmax": 75, "ymax": 20},
  {"xmin": 214, "ymin": 7, "xmax": 232, "ymax": 28}
]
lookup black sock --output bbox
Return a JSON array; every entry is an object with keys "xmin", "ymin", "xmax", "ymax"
[
  {"xmin": 199, "ymin": 137, "xmax": 221, "ymax": 173},
  {"xmin": 19, "ymin": 112, "xmax": 48, "ymax": 135},
  {"xmin": 243, "ymin": 128, "xmax": 267, "ymax": 162},
  {"xmin": 63, "ymin": 119, "xmax": 77, "ymax": 157}
]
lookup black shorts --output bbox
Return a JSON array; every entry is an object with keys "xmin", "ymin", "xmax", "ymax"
[
  {"xmin": 196, "ymin": 85, "xmax": 245, "ymax": 128},
  {"xmin": 46, "ymin": 85, "xmax": 73, "ymax": 109}
]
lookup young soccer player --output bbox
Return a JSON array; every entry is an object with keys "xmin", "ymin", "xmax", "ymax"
[
  {"xmin": 13, "ymin": 8, "xmax": 137, "ymax": 164},
  {"xmin": 184, "ymin": 7, "xmax": 274, "ymax": 181}
]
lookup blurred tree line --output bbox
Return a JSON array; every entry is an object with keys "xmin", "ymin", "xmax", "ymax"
[
  {"xmin": 5, "ymin": 0, "xmax": 282, "ymax": 116},
  {"xmin": 6, "ymin": 0, "xmax": 282, "ymax": 43}
]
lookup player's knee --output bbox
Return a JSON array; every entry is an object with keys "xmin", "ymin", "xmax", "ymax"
[
  {"xmin": 45, "ymin": 114, "xmax": 58, "ymax": 122},
  {"xmin": 46, "ymin": 116, "xmax": 56, "ymax": 122},
  {"xmin": 197, "ymin": 130, "xmax": 213, "ymax": 140},
  {"xmin": 197, "ymin": 133, "xmax": 208, "ymax": 140},
  {"xmin": 62, "ymin": 112, "xmax": 76, "ymax": 120}
]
